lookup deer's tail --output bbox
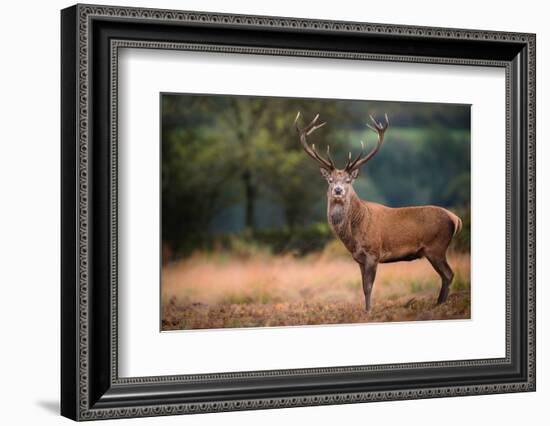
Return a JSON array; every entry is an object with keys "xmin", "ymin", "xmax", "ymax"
[{"xmin": 448, "ymin": 211, "xmax": 463, "ymax": 237}]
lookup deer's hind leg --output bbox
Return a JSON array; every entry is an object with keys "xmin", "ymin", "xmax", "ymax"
[{"xmin": 425, "ymin": 252, "xmax": 454, "ymax": 304}]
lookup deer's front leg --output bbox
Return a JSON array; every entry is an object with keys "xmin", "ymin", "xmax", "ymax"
[{"xmin": 359, "ymin": 255, "xmax": 378, "ymax": 313}]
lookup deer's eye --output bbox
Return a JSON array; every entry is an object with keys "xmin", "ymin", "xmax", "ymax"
[
  {"xmin": 346, "ymin": 178, "xmax": 351, "ymax": 183},
  {"xmin": 328, "ymin": 178, "xmax": 333, "ymax": 183}
]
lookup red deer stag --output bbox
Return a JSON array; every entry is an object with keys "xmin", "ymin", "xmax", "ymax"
[{"xmin": 294, "ymin": 112, "xmax": 462, "ymax": 312}]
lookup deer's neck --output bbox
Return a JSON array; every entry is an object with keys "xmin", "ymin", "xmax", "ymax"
[{"xmin": 327, "ymin": 190, "xmax": 367, "ymax": 247}]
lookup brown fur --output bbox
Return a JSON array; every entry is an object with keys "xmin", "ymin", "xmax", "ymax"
[
  {"xmin": 296, "ymin": 112, "xmax": 462, "ymax": 312},
  {"xmin": 325, "ymin": 172, "xmax": 461, "ymax": 312}
]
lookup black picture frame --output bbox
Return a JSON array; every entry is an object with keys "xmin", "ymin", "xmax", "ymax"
[{"xmin": 61, "ymin": 4, "xmax": 536, "ymax": 421}]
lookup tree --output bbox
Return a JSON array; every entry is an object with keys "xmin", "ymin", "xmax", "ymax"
[{"xmin": 161, "ymin": 94, "xmax": 471, "ymax": 255}]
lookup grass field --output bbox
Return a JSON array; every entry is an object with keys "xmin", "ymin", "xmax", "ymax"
[{"xmin": 161, "ymin": 241, "xmax": 470, "ymax": 330}]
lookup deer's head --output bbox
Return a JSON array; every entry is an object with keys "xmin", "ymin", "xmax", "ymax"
[{"xmin": 294, "ymin": 112, "xmax": 389, "ymax": 204}]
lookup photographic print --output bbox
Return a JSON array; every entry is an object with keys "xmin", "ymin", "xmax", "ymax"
[{"xmin": 161, "ymin": 94, "xmax": 471, "ymax": 331}]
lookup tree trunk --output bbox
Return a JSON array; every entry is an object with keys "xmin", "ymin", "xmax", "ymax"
[
  {"xmin": 242, "ymin": 169, "xmax": 256, "ymax": 230},
  {"xmin": 284, "ymin": 205, "xmax": 298, "ymax": 231}
]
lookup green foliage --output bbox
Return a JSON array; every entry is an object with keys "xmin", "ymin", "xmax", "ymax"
[
  {"xmin": 210, "ymin": 223, "xmax": 333, "ymax": 257},
  {"xmin": 252, "ymin": 222, "xmax": 333, "ymax": 255},
  {"xmin": 450, "ymin": 207, "xmax": 471, "ymax": 253},
  {"xmin": 340, "ymin": 126, "xmax": 470, "ymax": 207},
  {"xmin": 223, "ymin": 233, "xmax": 272, "ymax": 259},
  {"xmin": 162, "ymin": 94, "xmax": 471, "ymax": 257}
]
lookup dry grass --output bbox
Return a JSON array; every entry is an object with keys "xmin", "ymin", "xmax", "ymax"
[{"xmin": 161, "ymin": 246, "xmax": 470, "ymax": 330}]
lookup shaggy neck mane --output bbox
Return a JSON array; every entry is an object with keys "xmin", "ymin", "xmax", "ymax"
[{"xmin": 327, "ymin": 189, "xmax": 366, "ymax": 243}]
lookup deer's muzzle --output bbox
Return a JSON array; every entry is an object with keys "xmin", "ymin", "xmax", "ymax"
[{"xmin": 332, "ymin": 185, "xmax": 345, "ymax": 198}]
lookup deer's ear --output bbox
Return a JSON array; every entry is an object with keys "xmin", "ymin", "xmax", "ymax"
[
  {"xmin": 320, "ymin": 168, "xmax": 332, "ymax": 181},
  {"xmin": 350, "ymin": 169, "xmax": 359, "ymax": 180}
]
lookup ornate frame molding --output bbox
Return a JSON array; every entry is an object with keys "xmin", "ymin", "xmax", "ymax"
[{"xmin": 61, "ymin": 4, "xmax": 536, "ymax": 421}]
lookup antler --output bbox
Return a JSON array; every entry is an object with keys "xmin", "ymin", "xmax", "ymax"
[
  {"xmin": 345, "ymin": 113, "xmax": 389, "ymax": 172},
  {"xmin": 294, "ymin": 112, "xmax": 335, "ymax": 171}
]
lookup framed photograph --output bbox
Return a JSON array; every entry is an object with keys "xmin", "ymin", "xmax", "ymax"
[{"xmin": 61, "ymin": 4, "xmax": 536, "ymax": 421}]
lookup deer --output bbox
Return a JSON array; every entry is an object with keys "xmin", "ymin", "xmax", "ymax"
[{"xmin": 294, "ymin": 112, "xmax": 462, "ymax": 313}]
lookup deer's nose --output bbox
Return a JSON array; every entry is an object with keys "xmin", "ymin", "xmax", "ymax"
[{"xmin": 334, "ymin": 187, "xmax": 343, "ymax": 195}]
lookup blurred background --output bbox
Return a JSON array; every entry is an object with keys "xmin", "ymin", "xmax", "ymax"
[{"xmin": 161, "ymin": 94, "xmax": 471, "ymax": 329}]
